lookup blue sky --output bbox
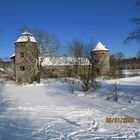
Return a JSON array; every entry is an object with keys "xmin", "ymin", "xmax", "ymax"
[{"xmin": 0, "ymin": 0, "xmax": 140, "ymax": 58}]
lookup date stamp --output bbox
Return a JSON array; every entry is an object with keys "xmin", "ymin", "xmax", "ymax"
[{"xmin": 106, "ymin": 117, "xmax": 140, "ymax": 123}]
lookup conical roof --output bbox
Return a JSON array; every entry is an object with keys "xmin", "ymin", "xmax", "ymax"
[
  {"xmin": 92, "ymin": 42, "xmax": 108, "ymax": 52},
  {"xmin": 16, "ymin": 31, "xmax": 37, "ymax": 43}
]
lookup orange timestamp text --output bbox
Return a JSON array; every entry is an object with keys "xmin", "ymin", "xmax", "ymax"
[{"xmin": 106, "ymin": 117, "xmax": 140, "ymax": 123}]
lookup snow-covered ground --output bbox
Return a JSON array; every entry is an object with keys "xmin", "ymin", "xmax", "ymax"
[
  {"xmin": 122, "ymin": 69, "xmax": 140, "ymax": 77},
  {"xmin": 0, "ymin": 77, "xmax": 140, "ymax": 139}
]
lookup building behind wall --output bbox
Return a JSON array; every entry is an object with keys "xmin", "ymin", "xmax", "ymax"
[
  {"xmin": 14, "ymin": 31, "xmax": 38, "ymax": 83},
  {"xmin": 41, "ymin": 57, "xmax": 90, "ymax": 78}
]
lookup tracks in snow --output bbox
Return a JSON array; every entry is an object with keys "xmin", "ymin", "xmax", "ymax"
[{"xmin": 0, "ymin": 105, "xmax": 140, "ymax": 139}]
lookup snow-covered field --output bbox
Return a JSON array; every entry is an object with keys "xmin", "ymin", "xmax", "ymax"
[{"xmin": 0, "ymin": 77, "xmax": 140, "ymax": 140}]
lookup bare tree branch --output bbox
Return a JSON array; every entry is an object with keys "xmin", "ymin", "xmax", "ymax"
[
  {"xmin": 19, "ymin": 26, "xmax": 60, "ymax": 57},
  {"xmin": 68, "ymin": 39, "xmax": 98, "ymax": 92},
  {"xmin": 125, "ymin": 0, "xmax": 140, "ymax": 43}
]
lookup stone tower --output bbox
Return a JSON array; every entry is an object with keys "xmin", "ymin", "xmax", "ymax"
[
  {"xmin": 91, "ymin": 42, "xmax": 110, "ymax": 75},
  {"xmin": 15, "ymin": 31, "xmax": 38, "ymax": 83}
]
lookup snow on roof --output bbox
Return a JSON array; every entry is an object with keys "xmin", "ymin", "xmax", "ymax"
[
  {"xmin": 16, "ymin": 31, "xmax": 37, "ymax": 43},
  {"xmin": 0, "ymin": 68, "xmax": 4, "ymax": 72},
  {"xmin": 10, "ymin": 53, "xmax": 15, "ymax": 58},
  {"xmin": 42, "ymin": 57, "xmax": 90, "ymax": 66},
  {"xmin": 92, "ymin": 42, "xmax": 108, "ymax": 52},
  {"xmin": 22, "ymin": 31, "xmax": 32, "ymax": 36}
]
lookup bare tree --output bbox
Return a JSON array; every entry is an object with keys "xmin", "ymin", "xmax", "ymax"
[
  {"xmin": 69, "ymin": 39, "xmax": 84, "ymax": 76},
  {"xmin": 0, "ymin": 58, "xmax": 15, "ymax": 81},
  {"xmin": 126, "ymin": 0, "xmax": 140, "ymax": 43},
  {"xmin": 114, "ymin": 52, "xmax": 125, "ymax": 60},
  {"xmin": 68, "ymin": 39, "xmax": 97, "ymax": 92},
  {"xmin": 4, "ymin": 67, "xmax": 15, "ymax": 81},
  {"xmin": 19, "ymin": 26, "xmax": 60, "ymax": 57},
  {"xmin": 136, "ymin": 50, "xmax": 140, "ymax": 58}
]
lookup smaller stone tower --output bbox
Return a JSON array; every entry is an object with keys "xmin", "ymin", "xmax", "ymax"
[
  {"xmin": 91, "ymin": 42, "xmax": 110, "ymax": 75},
  {"xmin": 15, "ymin": 31, "xmax": 38, "ymax": 83}
]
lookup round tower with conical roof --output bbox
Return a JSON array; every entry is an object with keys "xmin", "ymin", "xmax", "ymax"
[
  {"xmin": 15, "ymin": 31, "xmax": 38, "ymax": 83},
  {"xmin": 91, "ymin": 42, "xmax": 110, "ymax": 75}
]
